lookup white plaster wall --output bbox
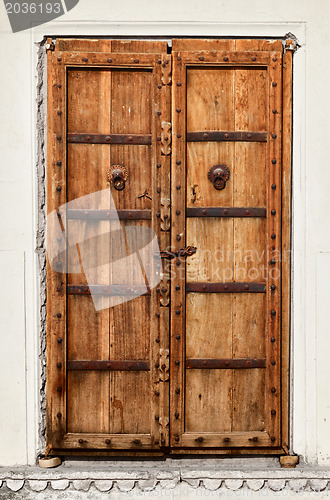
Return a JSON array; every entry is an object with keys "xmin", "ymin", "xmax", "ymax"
[{"xmin": 0, "ymin": 0, "xmax": 329, "ymax": 467}]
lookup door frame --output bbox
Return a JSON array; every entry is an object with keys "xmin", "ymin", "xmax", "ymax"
[{"xmin": 39, "ymin": 31, "xmax": 304, "ymax": 458}]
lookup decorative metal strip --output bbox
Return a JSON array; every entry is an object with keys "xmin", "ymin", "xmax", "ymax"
[
  {"xmin": 186, "ymin": 282, "xmax": 266, "ymax": 293},
  {"xmin": 186, "ymin": 207, "xmax": 266, "ymax": 218},
  {"xmin": 67, "ymin": 133, "xmax": 152, "ymax": 145},
  {"xmin": 186, "ymin": 358, "xmax": 266, "ymax": 369},
  {"xmin": 67, "ymin": 209, "xmax": 152, "ymax": 220},
  {"xmin": 67, "ymin": 360, "xmax": 150, "ymax": 371},
  {"xmin": 186, "ymin": 131, "xmax": 267, "ymax": 143},
  {"xmin": 67, "ymin": 285, "xmax": 151, "ymax": 296}
]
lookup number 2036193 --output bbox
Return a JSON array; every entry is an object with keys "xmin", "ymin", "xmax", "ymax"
[{"xmin": 5, "ymin": 3, "xmax": 62, "ymax": 14}]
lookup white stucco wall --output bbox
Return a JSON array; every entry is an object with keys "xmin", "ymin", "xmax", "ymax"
[{"xmin": 0, "ymin": 0, "xmax": 329, "ymax": 468}]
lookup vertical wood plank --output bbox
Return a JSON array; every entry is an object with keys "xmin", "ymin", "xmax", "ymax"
[
  {"xmin": 281, "ymin": 46, "xmax": 293, "ymax": 452},
  {"xmin": 266, "ymin": 51, "xmax": 283, "ymax": 445},
  {"xmin": 170, "ymin": 52, "xmax": 186, "ymax": 446},
  {"xmin": 46, "ymin": 47, "xmax": 67, "ymax": 447}
]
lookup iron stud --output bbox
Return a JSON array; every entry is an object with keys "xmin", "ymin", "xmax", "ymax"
[
  {"xmin": 272, "ymin": 159, "xmax": 277, "ymax": 164},
  {"xmin": 271, "ymin": 337, "xmax": 275, "ymax": 343},
  {"xmin": 175, "ymin": 388, "xmax": 180, "ymax": 394},
  {"xmin": 272, "ymin": 82, "xmax": 277, "ymax": 87},
  {"xmin": 56, "ymin": 161, "xmax": 62, "ymax": 166},
  {"xmin": 107, "ymin": 58, "xmax": 112, "ymax": 63},
  {"xmin": 176, "ymin": 335, "xmax": 180, "ymax": 340},
  {"xmin": 271, "ymin": 309, "xmax": 276, "ymax": 316}
]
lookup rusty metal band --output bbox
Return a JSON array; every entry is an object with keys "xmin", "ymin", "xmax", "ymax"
[
  {"xmin": 185, "ymin": 358, "xmax": 266, "ymax": 369},
  {"xmin": 67, "ymin": 285, "xmax": 151, "ymax": 296},
  {"xmin": 67, "ymin": 360, "xmax": 150, "ymax": 371},
  {"xmin": 186, "ymin": 131, "xmax": 267, "ymax": 142},
  {"xmin": 186, "ymin": 207, "xmax": 266, "ymax": 218},
  {"xmin": 67, "ymin": 133, "xmax": 152, "ymax": 145},
  {"xmin": 67, "ymin": 209, "xmax": 152, "ymax": 220},
  {"xmin": 186, "ymin": 282, "xmax": 266, "ymax": 293}
]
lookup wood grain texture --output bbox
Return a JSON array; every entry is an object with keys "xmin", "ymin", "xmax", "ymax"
[{"xmin": 281, "ymin": 47, "xmax": 293, "ymax": 452}]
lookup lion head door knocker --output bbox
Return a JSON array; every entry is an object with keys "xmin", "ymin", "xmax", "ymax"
[
  {"xmin": 208, "ymin": 164, "xmax": 230, "ymax": 190},
  {"xmin": 107, "ymin": 164, "xmax": 128, "ymax": 191}
]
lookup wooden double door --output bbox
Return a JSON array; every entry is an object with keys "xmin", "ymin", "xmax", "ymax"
[{"xmin": 46, "ymin": 38, "xmax": 292, "ymax": 455}]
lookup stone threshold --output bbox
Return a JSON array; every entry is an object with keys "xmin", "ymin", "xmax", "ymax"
[{"xmin": 1, "ymin": 460, "xmax": 330, "ymax": 494}]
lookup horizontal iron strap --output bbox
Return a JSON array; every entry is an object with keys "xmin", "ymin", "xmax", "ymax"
[
  {"xmin": 67, "ymin": 285, "xmax": 151, "ymax": 296},
  {"xmin": 67, "ymin": 209, "xmax": 151, "ymax": 220},
  {"xmin": 186, "ymin": 282, "xmax": 266, "ymax": 293},
  {"xmin": 67, "ymin": 133, "xmax": 152, "ymax": 145},
  {"xmin": 67, "ymin": 360, "xmax": 150, "ymax": 371},
  {"xmin": 186, "ymin": 207, "xmax": 266, "ymax": 218},
  {"xmin": 186, "ymin": 358, "xmax": 266, "ymax": 369},
  {"xmin": 186, "ymin": 131, "xmax": 267, "ymax": 143}
]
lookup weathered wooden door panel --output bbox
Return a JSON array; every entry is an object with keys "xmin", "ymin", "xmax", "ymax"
[
  {"xmin": 171, "ymin": 46, "xmax": 283, "ymax": 450},
  {"xmin": 47, "ymin": 39, "xmax": 171, "ymax": 452},
  {"xmin": 47, "ymin": 37, "xmax": 292, "ymax": 455}
]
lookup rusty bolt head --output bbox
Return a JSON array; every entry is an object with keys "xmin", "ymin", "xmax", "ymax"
[
  {"xmin": 199, "ymin": 56, "xmax": 204, "ymax": 61},
  {"xmin": 245, "ymin": 284, "xmax": 249, "ymax": 290},
  {"xmin": 271, "ymin": 209, "xmax": 276, "ymax": 215},
  {"xmin": 176, "ymin": 185, "xmax": 181, "ymax": 190},
  {"xmin": 271, "ymin": 360, "xmax": 276, "ymax": 366},
  {"xmin": 224, "ymin": 437, "xmax": 230, "ymax": 442},
  {"xmin": 82, "ymin": 57, "xmax": 88, "ymax": 62},
  {"xmin": 271, "ymin": 234, "xmax": 276, "ymax": 239},
  {"xmin": 247, "ymin": 133, "xmax": 252, "ymax": 139},
  {"xmin": 155, "ymin": 391, "xmax": 160, "ymax": 396},
  {"xmin": 176, "ymin": 334, "xmax": 180, "ymax": 340},
  {"xmin": 197, "ymin": 436, "xmax": 203, "ymax": 442},
  {"xmin": 251, "ymin": 56, "xmax": 257, "ymax": 61},
  {"xmin": 57, "ymin": 110, "xmax": 62, "ymax": 116},
  {"xmin": 57, "ymin": 337, "xmax": 62, "ymax": 344},
  {"xmin": 271, "ymin": 337, "xmax": 276, "ymax": 343},
  {"xmin": 175, "ymin": 285, "xmax": 180, "ymax": 291},
  {"xmin": 176, "ymin": 210, "xmax": 181, "ymax": 215},
  {"xmin": 57, "ymin": 362, "xmax": 62, "ymax": 369},
  {"xmin": 155, "ymin": 362, "xmax": 160, "ymax": 369},
  {"xmin": 57, "ymin": 57, "xmax": 62, "ymax": 62},
  {"xmin": 272, "ymin": 57, "xmax": 277, "ymax": 62},
  {"xmin": 78, "ymin": 439, "xmax": 84, "ymax": 444},
  {"xmin": 271, "ymin": 284, "xmax": 276, "ymax": 291},
  {"xmin": 56, "ymin": 186, "xmax": 62, "ymax": 192},
  {"xmin": 177, "ymin": 235, "xmax": 181, "ymax": 241},
  {"xmin": 224, "ymin": 285, "xmax": 228, "ymax": 290},
  {"xmin": 164, "ymin": 214, "xmax": 168, "ymax": 219},
  {"xmin": 271, "ymin": 436, "xmax": 276, "ymax": 442},
  {"xmin": 157, "ymin": 187, "xmax": 161, "ymax": 193},
  {"xmin": 134, "ymin": 439, "xmax": 140, "ymax": 445},
  {"xmin": 202, "ymin": 209, "xmax": 207, "ymax": 215},
  {"xmin": 175, "ymin": 360, "xmax": 180, "ymax": 366},
  {"xmin": 158, "ymin": 59, "xmax": 162, "ymax": 64},
  {"xmin": 158, "ymin": 84, "xmax": 162, "ymax": 89},
  {"xmin": 271, "ymin": 309, "xmax": 276, "ymax": 316},
  {"xmin": 174, "ymin": 436, "xmax": 180, "ymax": 442},
  {"xmin": 56, "ymin": 160, "xmax": 62, "ymax": 166},
  {"xmin": 57, "ymin": 412, "xmax": 62, "ymax": 418},
  {"xmin": 156, "ymin": 163, "xmax": 161, "ymax": 168},
  {"xmin": 272, "ymin": 184, "xmax": 276, "ymax": 189},
  {"xmin": 155, "ymin": 338, "xmax": 160, "ymax": 343},
  {"xmin": 156, "ymin": 312, "xmax": 160, "ymax": 318},
  {"xmin": 272, "ymin": 159, "xmax": 277, "ymax": 164},
  {"xmin": 177, "ymin": 82, "xmax": 182, "ymax": 86},
  {"xmin": 245, "ymin": 209, "xmax": 250, "ymax": 215},
  {"xmin": 156, "ymin": 212, "xmax": 161, "ymax": 218},
  {"xmin": 157, "ymin": 136, "xmax": 161, "ymax": 141},
  {"xmin": 271, "ymin": 387, "xmax": 276, "ymax": 393},
  {"xmin": 177, "ymin": 56, "xmax": 182, "ymax": 61},
  {"xmin": 157, "ymin": 111, "xmax": 161, "ymax": 116},
  {"xmin": 176, "ymin": 108, "xmax": 181, "ymax": 113},
  {"xmin": 134, "ymin": 59, "xmax": 139, "ymax": 64},
  {"xmin": 223, "ymin": 209, "xmax": 228, "ymax": 215},
  {"xmin": 57, "ymin": 313, "xmax": 62, "ymax": 318},
  {"xmin": 253, "ymin": 436, "xmax": 258, "ymax": 442},
  {"xmin": 175, "ymin": 388, "xmax": 180, "ymax": 395},
  {"xmin": 176, "ymin": 160, "xmax": 181, "ymax": 165},
  {"xmin": 155, "ymin": 415, "xmax": 159, "ymax": 421},
  {"xmin": 272, "ymin": 133, "xmax": 277, "ymax": 139},
  {"xmin": 223, "ymin": 57, "xmax": 229, "ymax": 62},
  {"xmin": 271, "ymin": 258, "xmax": 276, "ymax": 264},
  {"xmin": 272, "ymin": 82, "xmax": 277, "ymax": 87},
  {"xmin": 272, "ymin": 109, "xmax": 277, "ymax": 114},
  {"xmin": 105, "ymin": 439, "xmax": 111, "ymax": 444},
  {"xmin": 175, "ymin": 412, "xmax": 179, "ymax": 419},
  {"xmin": 176, "ymin": 261, "xmax": 180, "ymax": 266},
  {"xmin": 177, "ymin": 133, "xmax": 181, "ymax": 138},
  {"xmin": 271, "ymin": 409, "xmax": 276, "ymax": 415},
  {"xmin": 57, "ymin": 84, "xmax": 62, "ymax": 89},
  {"xmin": 107, "ymin": 58, "xmax": 112, "ymax": 63},
  {"xmin": 56, "ymin": 135, "xmax": 61, "ymax": 141}
]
